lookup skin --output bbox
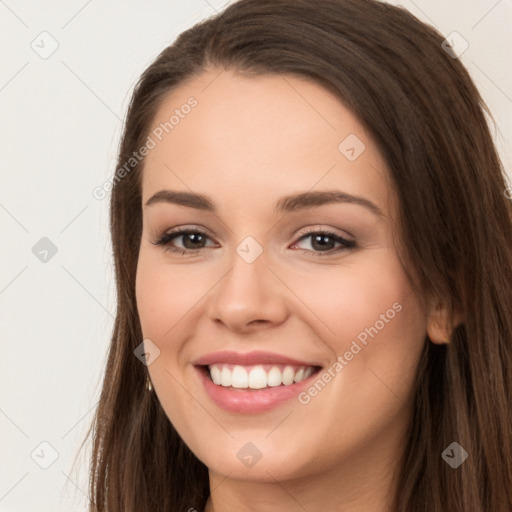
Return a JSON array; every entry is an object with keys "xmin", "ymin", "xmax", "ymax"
[{"xmin": 135, "ymin": 67, "xmax": 456, "ymax": 511}]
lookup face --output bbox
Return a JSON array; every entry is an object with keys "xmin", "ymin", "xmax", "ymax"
[{"xmin": 135, "ymin": 68, "xmax": 428, "ymax": 484}]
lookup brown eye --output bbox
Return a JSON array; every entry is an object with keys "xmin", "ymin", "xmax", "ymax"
[
  {"xmin": 152, "ymin": 228, "xmax": 216, "ymax": 255},
  {"xmin": 291, "ymin": 230, "xmax": 356, "ymax": 257}
]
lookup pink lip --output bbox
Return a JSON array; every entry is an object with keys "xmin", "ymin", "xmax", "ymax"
[
  {"xmin": 195, "ymin": 367, "xmax": 320, "ymax": 413},
  {"xmin": 193, "ymin": 350, "xmax": 319, "ymax": 367},
  {"xmin": 193, "ymin": 351, "xmax": 322, "ymax": 413}
]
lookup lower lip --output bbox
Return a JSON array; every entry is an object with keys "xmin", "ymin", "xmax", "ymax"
[{"xmin": 195, "ymin": 366, "xmax": 319, "ymax": 413}]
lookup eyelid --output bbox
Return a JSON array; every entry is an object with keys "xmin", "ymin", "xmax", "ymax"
[
  {"xmin": 153, "ymin": 225, "xmax": 218, "ymax": 248},
  {"xmin": 154, "ymin": 224, "xmax": 216, "ymax": 241},
  {"xmin": 294, "ymin": 224, "xmax": 355, "ymax": 241},
  {"xmin": 291, "ymin": 227, "xmax": 356, "ymax": 256},
  {"xmin": 152, "ymin": 224, "xmax": 356, "ymax": 257}
]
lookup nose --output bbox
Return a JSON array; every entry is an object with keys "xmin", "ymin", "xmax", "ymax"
[{"xmin": 206, "ymin": 248, "xmax": 289, "ymax": 333}]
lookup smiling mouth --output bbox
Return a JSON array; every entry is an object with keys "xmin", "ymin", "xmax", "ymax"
[{"xmin": 199, "ymin": 363, "xmax": 322, "ymax": 390}]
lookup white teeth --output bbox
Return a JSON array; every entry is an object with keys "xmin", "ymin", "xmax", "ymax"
[
  {"xmin": 207, "ymin": 363, "xmax": 316, "ymax": 389},
  {"xmin": 220, "ymin": 366, "xmax": 232, "ymax": 387},
  {"xmin": 282, "ymin": 366, "xmax": 295, "ymax": 386},
  {"xmin": 267, "ymin": 366, "xmax": 282, "ymax": 387},
  {"xmin": 294, "ymin": 368, "xmax": 304, "ymax": 383},
  {"xmin": 248, "ymin": 366, "xmax": 267, "ymax": 389},
  {"xmin": 231, "ymin": 365, "xmax": 248, "ymax": 388},
  {"xmin": 210, "ymin": 364, "xmax": 222, "ymax": 385}
]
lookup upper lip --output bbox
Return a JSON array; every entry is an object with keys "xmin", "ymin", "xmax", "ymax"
[{"xmin": 193, "ymin": 350, "xmax": 322, "ymax": 368}]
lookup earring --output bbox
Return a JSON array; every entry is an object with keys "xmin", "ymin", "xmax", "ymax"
[{"xmin": 146, "ymin": 375, "xmax": 153, "ymax": 392}]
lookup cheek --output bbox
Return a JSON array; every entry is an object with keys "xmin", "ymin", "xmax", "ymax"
[
  {"xmin": 135, "ymin": 252, "xmax": 207, "ymax": 340},
  {"xmin": 290, "ymin": 250, "xmax": 427, "ymax": 420},
  {"xmin": 135, "ymin": 255, "xmax": 209, "ymax": 430},
  {"xmin": 288, "ymin": 250, "xmax": 426, "ymax": 356}
]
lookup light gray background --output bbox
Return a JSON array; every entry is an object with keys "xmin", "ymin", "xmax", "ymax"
[{"xmin": 1, "ymin": 1, "xmax": 511, "ymax": 510}]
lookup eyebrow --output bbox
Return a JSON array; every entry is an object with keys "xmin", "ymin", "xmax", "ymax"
[{"xmin": 144, "ymin": 189, "xmax": 384, "ymax": 218}]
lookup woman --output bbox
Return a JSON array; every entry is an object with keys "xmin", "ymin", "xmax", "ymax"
[{"xmin": 83, "ymin": 0, "xmax": 512, "ymax": 510}]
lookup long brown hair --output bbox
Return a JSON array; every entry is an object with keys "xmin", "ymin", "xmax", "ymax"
[{"xmin": 82, "ymin": 0, "xmax": 512, "ymax": 510}]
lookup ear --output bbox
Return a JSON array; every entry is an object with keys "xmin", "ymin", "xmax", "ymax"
[{"xmin": 426, "ymin": 301, "xmax": 464, "ymax": 345}]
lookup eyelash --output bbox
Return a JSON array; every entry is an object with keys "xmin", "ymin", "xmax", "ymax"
[{"xmin": 151, "ymin": 226, "xmax": 356, "ymax": 258}]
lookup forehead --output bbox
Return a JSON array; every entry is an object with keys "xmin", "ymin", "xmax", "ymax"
[{"xmin": 141, "ymin": 68, "xmax": 394, "ymax": 219}]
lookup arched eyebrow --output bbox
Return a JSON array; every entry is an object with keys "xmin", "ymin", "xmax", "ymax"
[
  {"xmin": 275, "ymin": 190, "xmax": 384, "ymax": 218},
  {"xmin": 144, "ymin": 189, "xmax": 384, "ymax": 218}
]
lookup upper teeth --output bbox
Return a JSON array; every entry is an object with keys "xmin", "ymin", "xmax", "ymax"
[{"xmin": 208, "ymin": 364, "xmax": 315, "ymax": 389}]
